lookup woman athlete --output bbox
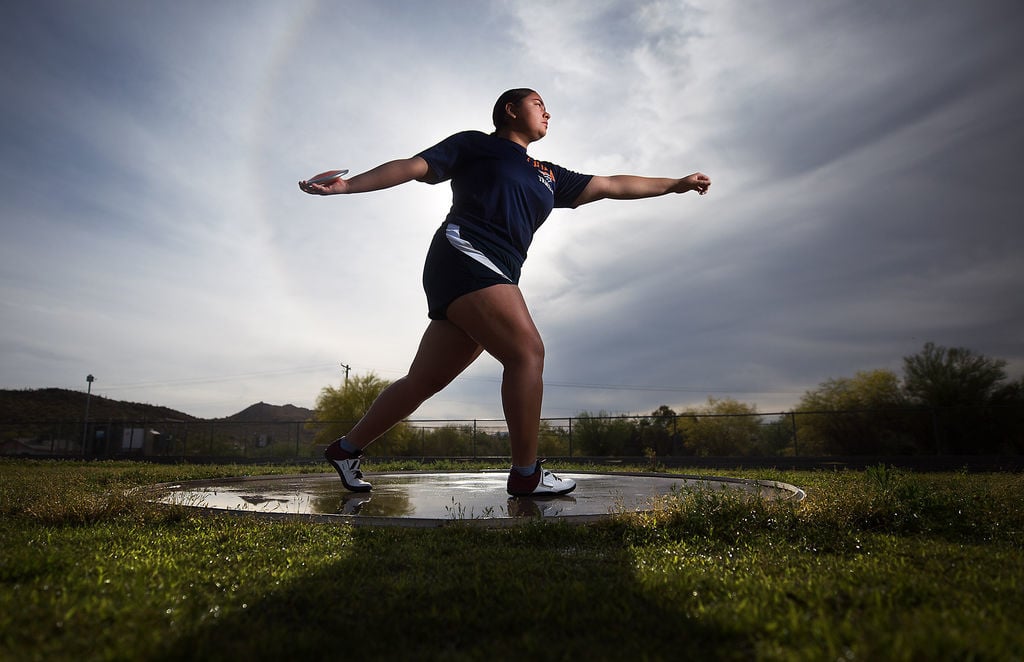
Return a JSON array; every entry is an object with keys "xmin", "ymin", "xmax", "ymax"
[{"xmin": 299, "ymin": 88, "xmax": 710, "ymax": 497}]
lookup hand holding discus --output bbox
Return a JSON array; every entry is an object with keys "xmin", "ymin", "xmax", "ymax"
[{"xmin": 299, "ymin": 169, "xmax": 349, "ymax": 195}]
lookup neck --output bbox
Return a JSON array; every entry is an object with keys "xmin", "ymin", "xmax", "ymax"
[{"xmin": 494, "ymin": 128, "xmax": 531, "ymax": 149}]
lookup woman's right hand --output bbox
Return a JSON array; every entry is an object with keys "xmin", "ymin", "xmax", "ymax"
[
  {"xmin": 298, "ymin": 171, "xmax": 349, "ymax": 195},
  {"xmin": 299, "ymin": 158, "xmax": 430, "ymax": 196}
]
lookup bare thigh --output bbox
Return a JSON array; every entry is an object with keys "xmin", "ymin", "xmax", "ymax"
[{"xmin": 445, "ymin": 284, "xmax": 543, "ymax": 367}]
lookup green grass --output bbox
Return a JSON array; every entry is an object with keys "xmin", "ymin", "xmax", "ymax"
[{"xmin": 1, "ymin": 459, "xmax": 1022, "ymax": 661}]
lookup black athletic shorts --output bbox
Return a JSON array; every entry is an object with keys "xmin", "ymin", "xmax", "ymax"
[{"xmin": 422, "ymin": 224, "xmax": 516, "ymax": 321}]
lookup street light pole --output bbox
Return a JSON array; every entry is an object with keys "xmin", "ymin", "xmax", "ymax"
[{"xmin": 82, "ymin": 374, "xmax": 94, "ymax": 455}]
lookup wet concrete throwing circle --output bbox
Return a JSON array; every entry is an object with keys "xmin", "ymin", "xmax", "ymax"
[{"xmin": 153, "ymin": 471, "xmax": 805, "ymax": 527}]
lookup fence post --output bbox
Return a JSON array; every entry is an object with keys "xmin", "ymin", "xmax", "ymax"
[
  {"xmin": 790, "ymin": 411, "xmax": 798, "ymax": 456},
  {"xmin": 568, "ymin": 417, "xmax": 573, "ymax": 458}
]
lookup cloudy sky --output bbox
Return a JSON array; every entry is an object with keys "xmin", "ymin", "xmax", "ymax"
[{"xmin": 2, "ymin": 0, "xmax": 1022, "ymax": 421}]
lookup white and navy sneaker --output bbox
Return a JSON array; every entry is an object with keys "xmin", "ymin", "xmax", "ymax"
[
  {"xmin": 324, "ymin": 440, "xmax": 372, "ymax": 492},
  {"xmin": 506, "ymin": 460, "xmax": 576, "ymax": 497}
]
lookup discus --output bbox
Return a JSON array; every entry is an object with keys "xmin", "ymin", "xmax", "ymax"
[{"xmin": 305, "ymin": 169, "xmax": 349, "ymax": 184}]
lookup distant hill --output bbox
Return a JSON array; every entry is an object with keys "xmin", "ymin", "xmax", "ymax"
[
  {"xmin": 222, "ymin": 401, "xmax": 315, "ymax": 422},
  {"xmin": 0, "ymin": 388, "xmax": 196, "ymax": 423},
  {"xmin": 0, "ymin": 389, "xmax": 316, "ymax": 424}
]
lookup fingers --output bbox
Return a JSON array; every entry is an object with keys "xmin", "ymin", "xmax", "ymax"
[
  {"xmin": 298, "ymin": 180, "xmax": 329, "ymax": 195},
  {"xmin": 689, "ymin": 172, "xmax": 711, "ymax": 195}
]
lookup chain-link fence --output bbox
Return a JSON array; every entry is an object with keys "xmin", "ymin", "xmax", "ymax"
[{"xmin": 3, "ymin": 405, "xmax": 1021, "ymax": 462}]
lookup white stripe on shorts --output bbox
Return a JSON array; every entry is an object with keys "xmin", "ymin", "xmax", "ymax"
[{"xmin": 445, "ymin": 224, "xmax": 512, "ymax": 281}]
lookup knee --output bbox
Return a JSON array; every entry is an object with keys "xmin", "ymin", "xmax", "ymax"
[
  {"xmin": 529, "ymin": 336, "xmax": 546, "ymax": 368},
  {"xmin": 505, "ymin": 334, "xmax": 545, "ymax": 373}
]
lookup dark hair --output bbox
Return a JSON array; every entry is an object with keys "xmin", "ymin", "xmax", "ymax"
[{"xmin": 491, "ymin": 88, "xmax": 537, "ymax": 131}]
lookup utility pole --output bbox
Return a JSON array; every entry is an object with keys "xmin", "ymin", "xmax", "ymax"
[
  {"xmin": 340, "ymin": 362, "xmax": 351, "ymax": 386},
  {"xmin": 82, "ymin": 374, "xmax": 95, "ymax": 455}
]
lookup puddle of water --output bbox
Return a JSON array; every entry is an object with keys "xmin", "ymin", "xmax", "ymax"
[{"xmin": 154, "ymin": 471, "xmax": 803, "ymax": 525}]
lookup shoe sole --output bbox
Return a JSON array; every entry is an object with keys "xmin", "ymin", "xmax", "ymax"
[{"xmin": 507, "ymin": 482, "xmax": 577, "ymax": 497}]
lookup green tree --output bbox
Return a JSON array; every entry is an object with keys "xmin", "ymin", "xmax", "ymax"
[
  {"xmin": 902, "ymin": 342, "xmax": 1009, "ymax": 453},
  {"xmin": 679, "ymin": 398, "xmax": 761, "ymax": 456},
  {"xmin": 990, "ymin": 377, "xmax": 1024, "ymax": 453},
  {"xmin": 572, "ymin": 411, "xmax": 638, "ymax": 456},
  {"xmin": 795, "ymin": 369, "xmax": 913, "ymax": 454},
  {"xmin": 640, "ymin": 405, "xmax": 680, "ymax": 457},
  {"xmin": 309, "ymin": 373, "xmax": 411, "ymax": 451},
  {"xmin": 420, "ymin": 425, "xmax": 474, "ymax": 456},
  {"xmin": 537, "ymin": 420, "xmax": 571, "ymax": 457},
  {"xmin": 752, "ymin": 415, "xmax": 797, "ymax": 456},
  {"xmin": 903, "ymin": 342, "xmax": 1007, "ymax": 408}
]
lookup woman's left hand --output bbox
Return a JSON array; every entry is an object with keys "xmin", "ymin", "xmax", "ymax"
[{"xmin": 675, "ymin": 172, "xmax": 711, "ymax": 195}]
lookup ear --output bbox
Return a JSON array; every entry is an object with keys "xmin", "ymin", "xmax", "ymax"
[{"xmin": 505, "ymin": 102, "xmax": 517, "ymax": 120}]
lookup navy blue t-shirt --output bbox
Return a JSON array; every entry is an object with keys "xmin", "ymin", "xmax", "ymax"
[{"xmin": 416, "ymin": 131, "xmax": 592, "ymax": 273}]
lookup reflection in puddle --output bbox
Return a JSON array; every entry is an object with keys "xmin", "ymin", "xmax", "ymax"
[
  {"xmin": 239, "ymin": 495, "xmax": 291, "ymax": 507},
  {"xmin": 506, "ymin": 495, "xmax": 576, "ymax": 518}
]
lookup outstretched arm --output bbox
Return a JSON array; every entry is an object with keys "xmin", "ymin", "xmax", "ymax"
[
  {"xmin": 299, "ymin": 157, "xmax": 430, "ymax": 196},
  {"xmin": 572, "ymin": 172, "xmax": 710, "ymax": 207}
]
